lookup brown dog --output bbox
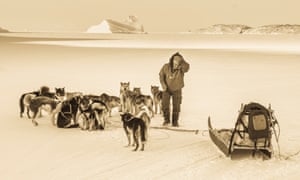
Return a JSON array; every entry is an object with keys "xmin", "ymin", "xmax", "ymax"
[
  {"xmin": 29, "ymin": 96, "xmax": 59, "ymax": 126},
  {"xmin": 151, "ymin": 85, "xmax": 163, "ymax": 114},
  {"xmin": 132, "ymin": 87, "xmax": 154, "ymax": 117}
]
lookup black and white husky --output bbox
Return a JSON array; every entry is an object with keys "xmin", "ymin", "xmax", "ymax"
[{"xmin": 120, "ymin": 112, "xmax": 150, "ymax": 151}]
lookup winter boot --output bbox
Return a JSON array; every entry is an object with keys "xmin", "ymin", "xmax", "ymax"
[
  {"xmin": 162, "ymin": 111, "xmax": 170, "ymax": 126},
  {"xmin": 172, "ymin": 112, "xmax": 179, "ymax": 127}
]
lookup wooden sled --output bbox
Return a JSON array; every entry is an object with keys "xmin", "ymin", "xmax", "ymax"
[{"xmin": 208, "ymin": 102, "xmax": 279, "ymax": 159}]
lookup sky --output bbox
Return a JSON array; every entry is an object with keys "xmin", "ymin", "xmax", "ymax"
[{"xmin": 0, "ymin": 0, "xmax": 299, "ymax": 32}]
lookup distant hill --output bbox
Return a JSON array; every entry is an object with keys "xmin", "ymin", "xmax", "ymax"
[
  {"xmin": 0, "ymin": 27, "xmax": 9, "ymax": 33},
  {"xmin": 193, "ymin": 24, "xmax": 300, "ymax": 35},
  {"xmin": 243, "ymin": 24, "xmax": 300, "ymax": 35},
  {"xmin": 194, "ymin": 24, "xmax": 251, "ymax": 34}
]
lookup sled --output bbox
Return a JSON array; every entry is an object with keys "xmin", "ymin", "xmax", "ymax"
[{"xmin": 208, "ymin": 102, "xmax": 280, "ymax": 159}]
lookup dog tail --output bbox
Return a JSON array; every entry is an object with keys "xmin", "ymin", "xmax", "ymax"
[
  {"xmin": 140, "ymin": 120, "xmax": 147, "ymax": 143},
  {"xmin": 19, "ymin": 93, "xmax": 26, "ymax": 117}
]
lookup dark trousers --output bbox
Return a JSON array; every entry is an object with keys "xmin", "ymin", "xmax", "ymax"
[{"xmin": 162, "ymin": 89, "xmax": 182, "ymax": 125}]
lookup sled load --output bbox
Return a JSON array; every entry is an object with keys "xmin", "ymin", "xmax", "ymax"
[{"xmin": 208, "ymin": 102, "xmax": 280, "ymax": 159}]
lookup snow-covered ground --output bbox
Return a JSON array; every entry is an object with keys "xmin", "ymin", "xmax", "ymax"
[{"xmin": 0, "ymin": 33, "xmax": 300, "ymax": 179}]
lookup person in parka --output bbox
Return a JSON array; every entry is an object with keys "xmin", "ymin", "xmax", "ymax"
[{"xmin": 159, "ymin": 52, "xmax": 190, "ymax": 127}]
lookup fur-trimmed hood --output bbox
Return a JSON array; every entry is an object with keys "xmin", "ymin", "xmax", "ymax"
[{"xmin": 169, "ymin": 52, "xmax": 185, "ymax": 73}]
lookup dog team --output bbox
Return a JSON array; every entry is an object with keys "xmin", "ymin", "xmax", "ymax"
[
  {"xmin": 19, "ymin": 84, "xmax": 162, "ymax": 151},
  {"xmin": 19, "ymin": 52, "xmax": 190, "ymax": 151}
]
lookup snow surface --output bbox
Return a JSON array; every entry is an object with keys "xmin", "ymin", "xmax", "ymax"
[{"xmin": 0, "ymin": 33, "xmax": 300, "ymax": 179}]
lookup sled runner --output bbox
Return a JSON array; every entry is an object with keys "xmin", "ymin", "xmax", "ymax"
[{"xmin": 208, "ymin": 102, "xmax": 280, "ymax": 159}]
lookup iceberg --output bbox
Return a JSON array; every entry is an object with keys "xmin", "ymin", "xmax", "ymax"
[
  {"xmin": 0, "ymin": 27, "xmax": 9, "ymax": 33},
  {"xmin": 87, "ymin": 15, "xmax": 144, "ymax": 34}
]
